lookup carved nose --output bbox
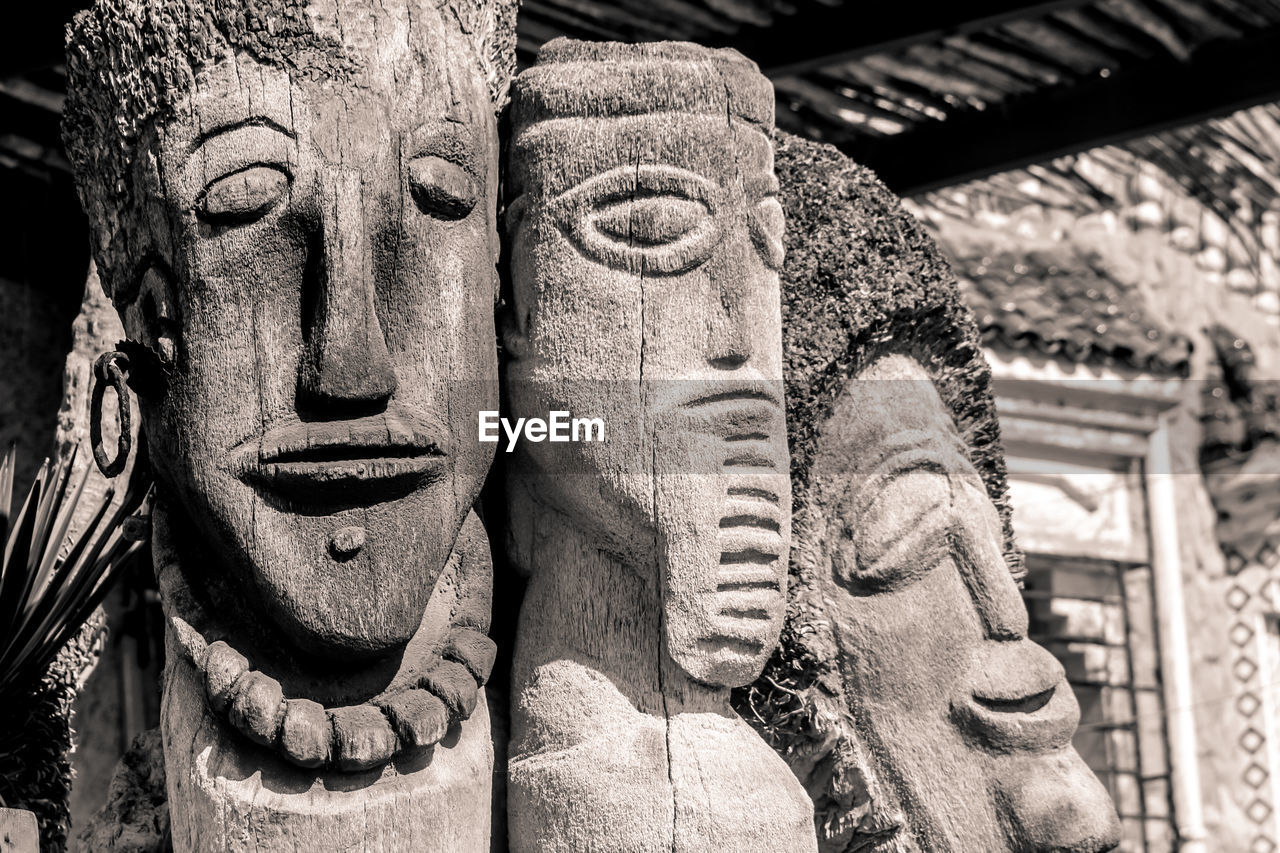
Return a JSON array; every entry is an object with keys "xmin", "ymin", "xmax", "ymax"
[
  {"xmin": 299, "ymin": 176, "xmax": 398, "ymax": 412},
  {"xmin": 943, "ymin": 478, "xmax": 1031, "ymax": 641},
  {"xmin": 706, "ymin": 252, "xmax": 754, "ymax": 370},
  {"xmin": 951, "ymin": 522, "xmax": 1029, "ymax": 642},
  {"xmin": 299, "ymin": 277, "xmax": 398, "ymax": 410},
  {"xmin": 973, "ymin": 563, "xmax": 1030, "ymax": 642}
]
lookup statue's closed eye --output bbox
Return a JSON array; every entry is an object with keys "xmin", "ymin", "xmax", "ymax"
[
  {"xmin": 198, "ymin": 165, "xmax": 290, "ymax": 226},
  {"xmin": 830, "ymin": 468, "xmax": 951, "ymax": 594},
  {"xmin": 594, "ymin": 194, "xmax": 706, "ymax": 247},
  {"xmin": 409, "ymin": 156, "xmax": 479, "ymax": 221},
  {"xmin": 550, "ymin": 165, "xmax": 720, "ymax": 275}
]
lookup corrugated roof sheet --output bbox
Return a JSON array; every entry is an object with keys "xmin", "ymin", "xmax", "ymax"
[{"xmin": 949, "ymin": 244, "xmax": 1194, "ymax": 373}]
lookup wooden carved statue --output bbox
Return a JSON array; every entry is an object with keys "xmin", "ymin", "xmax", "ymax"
[
  {"xmin": 739, "ymin": 133, "xmax": 1122, "ymax": 853},
  {"xmin": 501, "ymin": 40, "xmax": 817, "ymax": 852},
  {"xmin": 62, "ymin": 0, "xmax": 516, "ymax": 849}
]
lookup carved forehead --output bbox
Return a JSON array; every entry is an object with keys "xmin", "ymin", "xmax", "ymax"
[
  {"xmin": 510, "ymin": 39, "xmax": 774, "ymax": 130},
  {"xmin": 508, "ymin": 39, "xmax": 775, "ymax": 196},
  {"xmin": 173, "ymin": 12, "xmax": 482, "ymax": 145},
  {"xmin": 815, "ymin": 354, "xmax": 973, "ymax": 479}
]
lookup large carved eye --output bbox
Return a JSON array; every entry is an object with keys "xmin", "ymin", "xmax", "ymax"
[
  {"xmin": 198, "ymin": 165, "xmax": 290, "ymax": 225},
  {"xmin": 831, "ymin": 468, "xmax": 951, "ymax": 593},
  {"xmin": 749, "ymin": 197, "xmax": 785, "ymax": 271},
  {"xmin": 549, "ymin": 164, "xmax": 720, "ymax": 275},
  {"xmin": 409, "ymin": 156, "xmax": 479, "ymax": 221}
]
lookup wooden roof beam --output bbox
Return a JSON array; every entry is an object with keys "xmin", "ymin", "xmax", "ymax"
[
  {"xmin": 714, "ymin": 0, "xmax": 1097, "ymax": 77},
  {"xmin": 836, "ymin": 26, "xmax": 1280, "ymax": 196}
]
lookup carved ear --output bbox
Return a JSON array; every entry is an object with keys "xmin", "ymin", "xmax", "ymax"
[
  {"xmin": 499, "ymin": 306, "xmax": 528, "ymax": 361},
  {"xmin": 446, "ymin": 0, "xmax": 520, "ymax": 106},
  {"xmin": 121, "ymin": 261, "xmax": 181, "ymax": 368}
]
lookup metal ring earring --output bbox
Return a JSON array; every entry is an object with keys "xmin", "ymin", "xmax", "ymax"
[{"xmin": 90, "ymin": 350, "xmax": 134, "ymax": 478}]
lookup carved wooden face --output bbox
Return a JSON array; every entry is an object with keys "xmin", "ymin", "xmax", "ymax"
[
  {"xmin": 810, "ymin": 354, "xmax": 1119, "ymax": 852},
  {"xmin": 505, "ymin": 67, "xmax": 790, "ymax": 687},
  {"xmin": 132, "ymin": 2, "xmax": 498, "ymax": 662}
]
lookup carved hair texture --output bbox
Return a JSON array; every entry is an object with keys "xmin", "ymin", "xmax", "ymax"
[
  {"xmin": 62, "ymin": 0, "xmax": 517, "ymax": 300},
  {"xmin": 509, "ymin": 38, "xmax": 772, "ymax": 128},
  {"xmin": 733, "ymin": 130, "xmax": 1022, "ymax": 851}
]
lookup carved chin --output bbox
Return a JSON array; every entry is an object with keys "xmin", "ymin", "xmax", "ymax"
[
  {"xmin": 996, "ymin": 750, "xmax": 1122, "ymax": 853},
  {"xmin": 232, "ymin": 497, "xmax": 457, "ymax": 662},
  {"xmin": 261, "ymin": 575, "xmax": 432, "ymax": 663}
]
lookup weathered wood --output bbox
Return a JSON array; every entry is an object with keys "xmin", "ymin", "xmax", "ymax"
[
  {"xmin": 0, "ymin": 809, "xmax": 39, "ymax": 853},
  {"xmin": 62, "ymin": 0, "xmax": 516, "ymax": 849},
  {"xmin": 502, "ymin": 40, "xmax": 816, "ymax": 852}
]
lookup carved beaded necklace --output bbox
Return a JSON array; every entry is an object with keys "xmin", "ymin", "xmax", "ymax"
[{"xmin": 154, "ymin": 504, "xmax": 497, "ymax": 772}]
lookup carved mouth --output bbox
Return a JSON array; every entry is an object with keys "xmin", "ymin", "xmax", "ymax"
[
  {"xmin": 974, "ymin": 687, "xmax": 1055, "ymax": 715},
  {"xmin": 715, "ymin": 481, "xmax": 784, "ymax": 629},
  {"xmin": 953, "ymin": 681, "xmax": 1078, "ymax": 752},
  {"xmin": 232, "ymin": 410, "xmax": 448, "ymax": 504},
  {"xmin": 680, "ymin": 383, "xmax": 784, "ymax": 439}
]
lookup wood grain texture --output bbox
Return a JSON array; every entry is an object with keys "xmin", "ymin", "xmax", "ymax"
[
  {"xmin": 502, "ymin": 40, "xmax": 815, "ymax": 853},
  {"xmin": 0, "ymin": 810, "xmax": 38, "ymax": 853},
  {"xmin": 62, "ymin": 0, "xmax": 516, "ymax": 848}
]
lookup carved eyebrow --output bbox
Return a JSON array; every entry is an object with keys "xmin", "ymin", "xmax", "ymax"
[
  {"xmin": 867, "ymin": 428, "xmax": 971, "ymax": 471},
  {"xmin": 190, "ymin": 116, "xmax": 296, "ymax": 154},
  {"xmin": 407, "ymin": 124, "xmax": 481, "ymax": 177}
]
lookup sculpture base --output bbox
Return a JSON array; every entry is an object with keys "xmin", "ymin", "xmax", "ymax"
[
  {"xmin": 162, "ymin": 649, "xmax": 492, "ymax": 853},
  {"xmin": 509, "ymin": 659, "xmax": 816, "ymax": 853}
]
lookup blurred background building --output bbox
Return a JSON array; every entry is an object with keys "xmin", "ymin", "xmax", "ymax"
[{"xmin": 6, "ymin": 2, "xmax": 1280, "ymax": 850}]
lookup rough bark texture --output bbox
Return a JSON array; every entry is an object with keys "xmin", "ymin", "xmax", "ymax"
[
  {"xmin": 62, "ymin": 1, "xmax": 516, "ymax": 849},
  {"xmin": 502, "ymin": 40, "xmax": 815, "ymax": 852},
  {"xmin": 736, "ymin": 132, "xmax": 1120, "ymax": 852},
  {"xmin": 71, "ymin": 729, "xmax": 170, "ymax": 853}
]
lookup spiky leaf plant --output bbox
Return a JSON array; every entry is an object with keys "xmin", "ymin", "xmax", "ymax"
[{"xmin": 0, "ymin": 443, "xmax": 151, "ymax": 850}]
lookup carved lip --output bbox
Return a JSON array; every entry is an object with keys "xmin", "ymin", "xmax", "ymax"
[
  {"xmin": 231, "ymin": 410, "xmax": 448, "ymax": 502},
  {"xmin": 680, "ymin": 380, "xmax": 783, "ymax": 413},
  {"xmin": 952, "ymin": 678, "xmax": 1079, "ymax": 752},
  {"xmin": 678, "ymin": 381, "xmax": 786, "ymax": 452}
]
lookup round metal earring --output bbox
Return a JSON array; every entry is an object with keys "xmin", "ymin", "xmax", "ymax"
[{"xmin": 90, "ymin": 350, "xmax": 134, "ymax": 478}]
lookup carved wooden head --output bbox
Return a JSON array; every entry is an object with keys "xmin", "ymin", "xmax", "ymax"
[
  {"xmin": 503, "ymin": 40, "xmax": 790, "ymax": 687},
  {"xmin": 731, "ymin": 133, "xmax": 1121, "ymax": 852},
  {"xmin": 809, "ymin": 352, "xmax": 1120, "ymax": 851},
  {"xmin": 734, "ymin": 134, "xmax": 1120, "ymax": 852},
  {"xmin": 64, "ymin": 0, "xmax": 516, "ymax": 662}
]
